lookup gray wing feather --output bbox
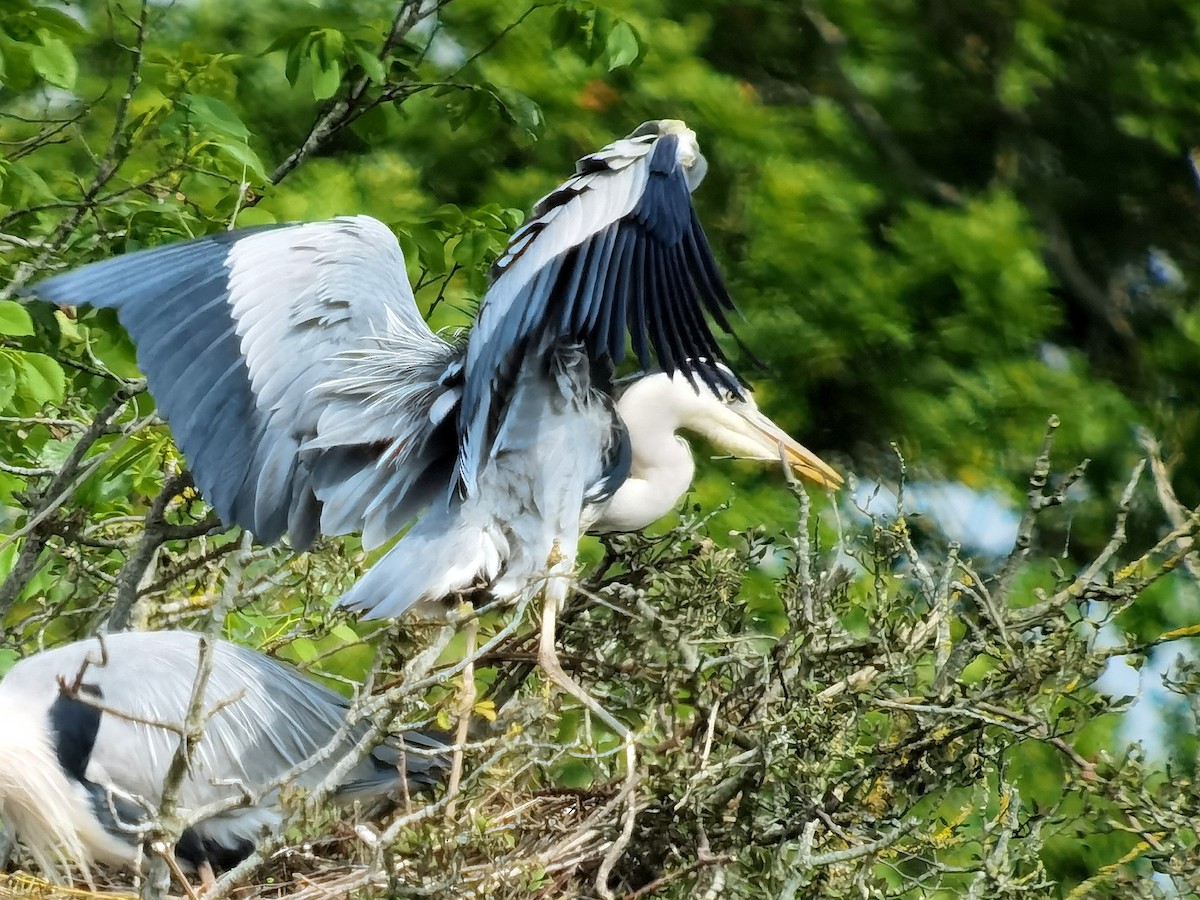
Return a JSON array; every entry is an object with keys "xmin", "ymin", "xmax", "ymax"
[
  {"xmin": 341, "ymin": 340, "xmax": 612, "ymax": 619},
  {"xmin": 25, "ymin": 216, "xmax": 458, "ymax": 548}
]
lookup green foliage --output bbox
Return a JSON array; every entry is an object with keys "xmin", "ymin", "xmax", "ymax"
[{"xmin": 2, "ymin": 0, "xmax": 1200, "ymax": 896}]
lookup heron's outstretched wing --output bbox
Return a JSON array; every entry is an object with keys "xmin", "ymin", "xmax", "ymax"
[
  {"xmin": 458, "ymin": 119, "xmax": 742, "ymax": 493},
  {"xmin": 24, "ymin": 216, "xmax": 460, "ymax": 547}
]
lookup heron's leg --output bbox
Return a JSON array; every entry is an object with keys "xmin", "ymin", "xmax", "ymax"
[
  {"xmin": 197, "ymin": 859, "xmax": 216, "ymax": 889},
  {"xmin": 444, "ymin": 616, "xmax": 478, "ymax": 822},
  {"xmin": 536, "ymin": 569, "xmax": 639, "ymax": 900},
  {"xmin": 536, "ymin": 581, "xmax": 626, "ymax": 740}
]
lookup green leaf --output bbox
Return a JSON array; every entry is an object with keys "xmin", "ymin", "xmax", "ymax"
[
  {"xmin": 331, "ymin": 623, "xmax": 360, "ymax": 644},
  {"xmin": 309, "ymin": 47, "xmax": 342, "ymax": 100},
  {"xmin": 453, "ymin": 227, "xmax": 497, "ymax": 269},
  {"xmin": 182, "ymin": 94, "xmax": 250, "ymax": 139},
  {"xmin": 425, "ymin": 203, "xmax": 466, "ymax": 228},
  {"xmin": 312, "ymin": 29, "xmax": 345, "ymax": 69},
  {"xmin": 28, "ymin": 31, "xmax": 77, "ymax": 90},
  {"xmin": 207, "ymin": 136, "xmax": 269, "ymax": 181},
  {"xmin": 28, "ymin": 7, "xmax": 87, "ymax": 39},
  {"xmin": 579, "ymin": 9, "xmax": 610, "ymax": 64},
  {"xmin": 235, "ymin": 207, "xmax": 277, "ymax": 227},
  {"xmin": 550, "ymin": 7, "xmax": 584, "ymax": 49},
  {"xmin": 16, "ymin": 352, "xmax": 65, "ymax": 406},
  {"xmin": 490, "ymin": 85, "xmax": 543, "ymax": 140},
  {"xmin": 291, "ymin": 637, "xmax": 318, "ymax": 662},
  {"xmin": 284, "ymin": 40, "xmax": 308, "ymax": 85},
  {"xmin": 0, "ymin": 300, "xmax": 33, "ymax": 337},
  {"xmin": 446, "ymin": 89, "xmax": 486, "ymax": 131},
  {"xmin": 353, "ymin": 42, "xmax": 385, "ymax": 83},
  {"xmin": 0, "ymin": 358, "xmax": 17, "ymax": 411},
  {"xmin": 263, "ymin": 25, "xmax": 318, "ymax": 55},
  {"xmin": 605, "ymin": 21, "xmax": 641, "ymax": 71},
  {"xmin": 407, "ymin": 223, "xmax": 447, "ymax": 275}
]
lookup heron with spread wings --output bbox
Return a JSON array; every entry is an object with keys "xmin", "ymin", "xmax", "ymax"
[{"xmin": 27, "ymin": 121, "xmax": 841, "ymax": 689}]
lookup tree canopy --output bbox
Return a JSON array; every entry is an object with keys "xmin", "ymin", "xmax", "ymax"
[{"xmin": 2, "ymin": 0, "xmax": 1200, "ymax": 897}]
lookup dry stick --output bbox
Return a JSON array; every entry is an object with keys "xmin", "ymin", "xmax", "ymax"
[
  {"xmin": 1137, "ymin": 430, "xmax": 1200, "ymax": 582},
  {"xmin": 994, "ymin": 416, "xmax": 1061, "ymax": 600},
  {"xmin": 139, "ymin": 638, "xmax": 218, "ymax": 899},
  {"xmin": 202, "ymin": 628, "xmax": 466, "ymax": 900},
  {"xmin": 624, "ymin": 854, "xmax": 737, "ymax": 900},
  {"xmin": 531, "ymin": 555, "xmax": 641, "ymax": 900},
  {"xmin": 107, "ymin": 472, "xmax": 222, "ymax": 630},
  {"xmin": 6, "ymin": 0, "xmax": 150, "ymax": 293},
  {"xmin": 815, "ymin": 541, "xmax": 960, "ymax": 703},
  {"xmin": 203, "ymin": 603, "xmax": 523, "ymax": 898},
  {"xmin": 966, "ymin": 785, "xmax": 1021, "ymax": 900},
  {"xmin": 1071, "ymin": 459, "xmax": 1146, "ymax": 589},
  {"xmin": 201, "ymin": 603, "xmax": 518, "ymax": 893},
  {"xmin": 13, "ymin": 412, "xmax": 157, "ymax": 546},
  {"xmin": 138, "ymin": 540, "xmax": 254, "ymax": 900},
  {"xmin": 777, "ymin": 816, "xmax": 920, "ymax": 898},
  {"xmin": 1011, "ymin": 460, "xmax": 1156, "ymax": 628}
]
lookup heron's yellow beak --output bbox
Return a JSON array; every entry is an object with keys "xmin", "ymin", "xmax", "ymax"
[{"xmin": 728, "ymin": 407, "xmax": 844, "ymax": 489}]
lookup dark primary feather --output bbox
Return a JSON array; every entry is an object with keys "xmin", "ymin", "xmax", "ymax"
[
  {"xmin": 458, "ymin": 122, "xmax": 743, "ymax": 495},
  {"xmin": 19, "ymin": 122, "xmax": 747, "ymax": 625},
  {"xmin": 583, "ymin": 413, "xmax": 632, "ymax": 507}
]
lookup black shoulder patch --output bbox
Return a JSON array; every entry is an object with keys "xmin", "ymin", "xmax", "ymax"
[{"xmin": 48, "ymin": 683, "xmax": 103, "ymax": 783}]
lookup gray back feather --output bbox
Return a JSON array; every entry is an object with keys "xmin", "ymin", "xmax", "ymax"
[
  {"xmin": 0, "ymin": 631, "xmax": 445, "ymax": 813},
  {"xmin": 340, "ymin": 340, "xmax": 616, "ymax": 618}
]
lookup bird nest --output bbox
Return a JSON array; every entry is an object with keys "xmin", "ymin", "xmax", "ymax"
[
  {"xmin": 2, "ymin": 783, "xmax": 621, "ymax": 899},
  {"xmin": 0, "ymin": 872, "xmax": 134, "ymax": 899}
]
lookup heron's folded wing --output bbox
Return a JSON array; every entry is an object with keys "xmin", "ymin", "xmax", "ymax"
[
  {"xmin": 8, "ymin": 632, "xmax": 447, "ymax": 808},
  {"xmin": 24, "ymin": 216, "xmax": 457, "ymax": 547},
  {"xmin": 458, "ymin": 121, "xmax": 742, "ymax": 494}
]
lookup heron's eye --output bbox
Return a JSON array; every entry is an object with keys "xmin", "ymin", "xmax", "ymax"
[{"xmin": 722, "ymin": 390, "xmax": 737, "ymax": 404}]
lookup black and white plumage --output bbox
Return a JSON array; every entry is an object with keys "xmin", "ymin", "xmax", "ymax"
[
  {"xmin": 0, "ymin": 630, "xmax": 445, "ymax": 880},
  {"xmin": 457, "ymin": 120, "xmax": 739, "ymax": 494},
  {"xmin": 25, "ymin": 120, "xmax": 839, "ymax": 621}
]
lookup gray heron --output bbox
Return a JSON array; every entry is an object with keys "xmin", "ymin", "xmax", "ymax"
[
  {"xmin": 26, "ymin": 120, "xmax": 840, "ymax": 696},
  {"xmin": 0, "ymin": 630, "xmax": 445, "ymax": 882}
]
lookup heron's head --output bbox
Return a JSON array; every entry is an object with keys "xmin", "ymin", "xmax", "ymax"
[
  {"xmin": 628, "ymin": 120, "xmax": 708, "ymax": 191},
  {"xmin": 619, "ymin": 368, "xmax": 844, "ymax": 489}
]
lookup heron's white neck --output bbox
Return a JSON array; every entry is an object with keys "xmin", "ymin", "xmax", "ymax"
[{"xmin": 590, "ymin": 375, "xmax": 695, "ymax": 533}]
